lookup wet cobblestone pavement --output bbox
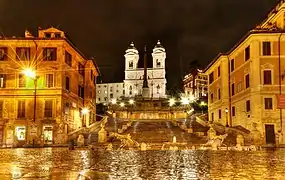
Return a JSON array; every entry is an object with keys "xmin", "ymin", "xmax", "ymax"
[{"xmin": 0, "ymin": 148, "xmax": 285, "ymax": 179}]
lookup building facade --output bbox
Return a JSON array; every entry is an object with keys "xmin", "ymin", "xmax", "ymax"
[
  {"xmin": 0, "ymin": 27, "xmax": 99, "ymax": 147},
  {"xmin": 204, "ymin": 1, "xmax": 285, "ymax": 145},
  {"xmin": 96, "ymin": 82, "xmax": 124, "ymax": 104},
  {"xmin": 183, "ymin": 69, "xmax": 208, "ymax": 99},
  {"xmin": 124, "ymin": 41, "xmax": 167, "ymax": 98}
]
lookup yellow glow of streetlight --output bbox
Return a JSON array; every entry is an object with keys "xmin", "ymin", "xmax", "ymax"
[
  {"xmin": 22, "ymin": 68, "xmax": 36, "ymax": 79},
  {"xmin": 120, "ymin": 102, "xmax": 125, "ymax": 107},
  {"xmin": 201, "ymin": 101, "xmax": 206, "ymax": 106},
  {"xmin": 189, "ymin": 95, "xmax": 195, "ymax": 102},
  {"xmin": 82, "ymin": 107, "xmax": 89, "ymax": 115},
  {"xmin": 225, "ymin": 108, "xmax": 229, "ymax": 113},
  {"xmin": 181, "ymin": 97, "xmax": 190, "ymax": 105},
  {"xmin": 129, "ymin": 99, "xmax": 134, "ymax": 104},
  {"xmin": 169, "ymin": 98, "xmax": 175, "ymax": 106},
  {"xmin": 111, "ymin": 99, "xmax": 117, "ymax": 104}
]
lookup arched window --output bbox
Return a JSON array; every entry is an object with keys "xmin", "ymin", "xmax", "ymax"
[
  {"xmin": 129, "ymin": 61, "xmax": 133, "ymax": 69},
  {"xmin": 156, "ymin": 59, "xmax": 161, "ymax": 67}
]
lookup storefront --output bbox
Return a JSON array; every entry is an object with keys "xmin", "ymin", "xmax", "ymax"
[
  {"xmin": 15, "ymin": 126, "xmax": 26, "ymax": 141},
  {"xmin": 43, "ymin": 125, "xmax": 53, "ymax": 144}
]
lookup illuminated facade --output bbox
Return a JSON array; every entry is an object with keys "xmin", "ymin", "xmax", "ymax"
[
  {"xmin": 124, "ymin": 41, "xmax": 167, "ymax": 98},
  {"xmin": 96, "ymin": 82, "xmax": 124, "ymax": 104},
  {"xmin": 183, "ymin": 69, "xmax": 207, "ymax": 99},
  {"xmin": 204, "ymin": 1, "xmax": 285, "ymax": 145},
  {"xmin": 0, "ymin": 27, "xmax": 99, "ymax": 146}
]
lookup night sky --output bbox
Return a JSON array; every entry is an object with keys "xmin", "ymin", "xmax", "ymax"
[{"xmin": 0, "ymin": 0, "xmax": 279, "ymax": 90}]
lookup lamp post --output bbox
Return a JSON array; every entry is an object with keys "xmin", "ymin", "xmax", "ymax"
[
  {"xmin": 129, "ymin": 99, "xmax": 134, "ymax": 119},
  {"xmin": 225, "ymin": 108, "xmax": 229, "ymax": 127},
  {"xmin": 81, "ymin": 107, "xmax": 89, "ymax": 127},
  {"xmin": 22, "ymin": 68, "xmax": 38, "ymax": 145}
]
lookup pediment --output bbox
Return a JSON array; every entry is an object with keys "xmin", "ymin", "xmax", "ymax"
[{"xmin": 261, "ymin": 63, "xmax": 273, "ymax": 69}]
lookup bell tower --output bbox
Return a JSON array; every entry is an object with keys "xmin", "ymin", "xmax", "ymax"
[
  {"xmin": 152, "ymin": 40, "xmax": 166, "ymax": 69},
  {"xmin": 124, "ymin": 42, "xmax": 139, "ymax": 70}
]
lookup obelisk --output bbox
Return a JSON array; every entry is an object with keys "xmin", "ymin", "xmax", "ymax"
[{"xmin": 142, "ymin": 45, "xmax": 150, "ymax": 98}]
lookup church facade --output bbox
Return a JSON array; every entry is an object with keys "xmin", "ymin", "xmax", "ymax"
[
  {"xmin": 96, "ymin": 41, "xmax": 167, "ymax": 104},
  {"xmin": 124, "ymin": 41, "xmax": 167, "ymax": 98}
]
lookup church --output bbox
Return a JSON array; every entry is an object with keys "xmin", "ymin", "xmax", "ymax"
[
  {"xmin": 124, "ymin": 40, "xmax": 167, "ymax": 98},
  {"xmin": 96, "ymin": 40, "xmax": 167, "ymax": 104}
]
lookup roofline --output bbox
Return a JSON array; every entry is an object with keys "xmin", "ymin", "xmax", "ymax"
[
  {"xmin": 259, "ymin": 0, "xmax": 285, "ymax": 27},
  {"xmin": 0, "ymin": 37, "xmax": 89, "ymax": 60},
  {"xmin": 90, "ymin": 57, "xmax": 101, "ymax": 76},
  {"xmin": 204, "ymin": 29, "xmax": 285, "ymax": 73}
]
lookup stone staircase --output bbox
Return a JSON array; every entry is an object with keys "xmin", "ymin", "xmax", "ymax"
[{"xmin": 122, "ymin": 120, "xmax": 207, "ymax": 145}]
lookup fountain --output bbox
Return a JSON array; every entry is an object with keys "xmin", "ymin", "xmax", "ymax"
[
  {"xmin": 203, "ymin": 132, "xmax": 228, "ymax": 150},
  {"xmin": 109, "ymin": 132, "xmax": 140, "ymax": 150}
]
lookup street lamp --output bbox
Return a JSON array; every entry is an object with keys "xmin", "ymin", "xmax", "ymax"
[
  {"xmin": 225, "ymin": 108, "xmax": 229, "ymax": 127},
  {"xmin": 169, "ymin": 98, "xmax": 175, "ymax": 107},
  {"xmin": 120, "ymin": 102, "xmax": 125, "ymax": 107},
  {"xmin": 22, "ymin": 68, "xmax": 38, "ymax": 123},
  {"xmin": 129, "ymin": 99, "xmax": 134, "ymax": 105},
  {"xmin": 181, "ymin": 97, "xmax": 190, "ymax": 105},
  {"xmin": 81, "ymin": 107, "xmax": 89, "ymax": 127},
  {"xmin": 111, "ymin": 98, "xmax": 117, "ymax": 104}
]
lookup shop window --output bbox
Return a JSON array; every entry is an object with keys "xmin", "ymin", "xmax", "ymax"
[{"xmin": 16, "ymin": 126, "xmax": 26, "ymax": 140}]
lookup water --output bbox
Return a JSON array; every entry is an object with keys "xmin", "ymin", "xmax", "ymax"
[{"xmin": 0, "ymin": 148, "xmax": 284, "ymax": 179}]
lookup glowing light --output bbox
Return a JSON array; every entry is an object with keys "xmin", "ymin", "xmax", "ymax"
[
  {"xmin": 189, "ymin": 95, "xmax": 195, "ymax": 102},
  {"xmin": 200, "ymin": 101, "xmax": 206, "ymax": 106},
  {"xmin": 225, "ymin": 108, "xmax": 229, "ymax": 113},
  {"xmin": 134, "ymin": 90, "xmax": 138, "ymax": 94},
  {"xmin": 22, "ymin": 68, "xmax": 36, "ymax": 79},
  {"xmin": 169, "ymin": 98, "xmax": 175, "ymax": 106},
  {"xmin": 120, "ymin": 102, "xmax": 125, "ymax": 107},
  {"xmin": 82, "ymin": 108, "xmax": 89, "ymax": 115},
  {"xmin": 111, "ymin": 99, "xmax": 117, "ymax": 104},
  {"xmin": 129, "ymin": 99, "xmax": 134, "ymax": 104},
  {"xmin": 181, "ymin": 97, "xmax": 190, "ymax": 105}
]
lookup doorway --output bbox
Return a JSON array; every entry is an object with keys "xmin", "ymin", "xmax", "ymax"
[
  {"xmin": 265, "ymin": 124, "xmax": 276, "ymax": 144},
  {"xmin": 43, "ymin": 126, "xmax": 53, "ymax": 144}
]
